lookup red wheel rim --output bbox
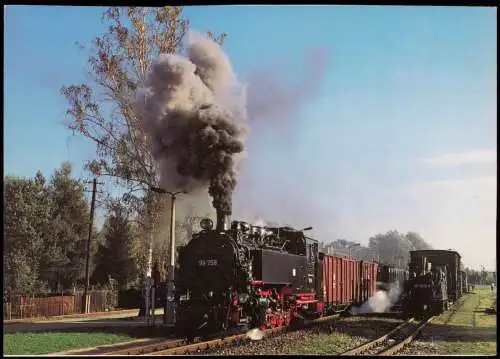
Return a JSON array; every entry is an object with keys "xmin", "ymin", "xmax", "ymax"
[{"xmin": 277, "ymin": 314, "xmax": 283, "ymax": 328}]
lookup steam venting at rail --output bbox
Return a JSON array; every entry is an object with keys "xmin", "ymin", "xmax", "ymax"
[
  {"xmin": 350, "ymin": 282, "xmax": 402, "ymax": 315},
  {"xmin": 135, "ymin": 31, "xmax": 248, "ymax": 218}
]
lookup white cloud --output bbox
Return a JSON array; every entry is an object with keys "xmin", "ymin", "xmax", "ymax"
[
  {"xmin": 419, "ymin": 149, "xmax": 497, "ymax": 166},
  {"xmin": 415, "ymin": 176, "xmax": 497, "ymax": 191}
]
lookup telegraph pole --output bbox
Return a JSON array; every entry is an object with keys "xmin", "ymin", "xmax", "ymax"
[
  {"xmin": 82, "ymin": 178, "xmax": 101, "ymax": 314},
  {"xmin": 166, "ymin": 191, "xmax": 178, "ymax": 326},
  {"xmin": 144, "ymin": 198, "xmax": 154, "ymax": 326},
  {"xmin": 149, "ymin": 187, "xmax": 186, "ymax": 326}
]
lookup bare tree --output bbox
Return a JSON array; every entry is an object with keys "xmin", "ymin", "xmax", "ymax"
[
  {"xmin": 61, "ymin": 7, "xmax": 225, "ymax": 203},
  {"xmin": 60, "ymin": 7, "xmax": 226, "ymax": 281}
]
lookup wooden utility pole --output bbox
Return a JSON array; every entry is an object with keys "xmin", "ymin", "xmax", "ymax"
[{"xmin": 82, "ymin": 178, "xmax": 99, "ymax": 313}]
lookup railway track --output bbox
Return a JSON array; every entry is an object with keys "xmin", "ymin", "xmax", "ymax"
[
  {"xmin": 101, "ymin": 312, "xmax": 345, "ymax": 356},
  {"xmin": 103, "ymin": 337, "xmax": 187, "ymax": 355},
  {"xmin": 340, "ymin": 315, "xmax": 435, "ymax": 356}
]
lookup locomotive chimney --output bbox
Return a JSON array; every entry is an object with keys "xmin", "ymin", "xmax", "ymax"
[{"xmin": 216, "ymin": 209, "xmax": 231, "ymax": 232}]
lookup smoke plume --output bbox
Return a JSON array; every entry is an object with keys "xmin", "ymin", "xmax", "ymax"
[
  {"xmin": 350, "ymin": 282, "xmax": 402, "ymax": 315},
  {"xmin": 245, "ymin": 47, "xmax": 328, "ymax": 124},
  {"xmin": 136, "ymin": 31, "xmax": 248, "ymax": 214}
]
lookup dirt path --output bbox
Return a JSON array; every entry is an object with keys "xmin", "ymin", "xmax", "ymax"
[
  {"xmin": 4, "ymin": 308, "xmax": 141, "ymax": 325},
  {"xmin": 3, "ymin": 309, "xmax": 165, "ymax": 334}
]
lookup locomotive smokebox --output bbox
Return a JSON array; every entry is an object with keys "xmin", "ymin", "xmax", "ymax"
[{"xmin": 216, "ymin": 210, "xmax": 231, "ymax": 232}]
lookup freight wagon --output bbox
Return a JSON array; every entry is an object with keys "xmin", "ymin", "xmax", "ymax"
[
  {"xmin": 318, "ymin": 254, "xmax": 378, "ymax": 314},
  {"xmin": 376, "ymin": 264, "xmax": 408, "ymax": 291}
]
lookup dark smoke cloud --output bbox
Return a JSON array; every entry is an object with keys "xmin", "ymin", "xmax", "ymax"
[{"xmin": 136, "ymin": 31, "xmax": 248, "ymax": 214}]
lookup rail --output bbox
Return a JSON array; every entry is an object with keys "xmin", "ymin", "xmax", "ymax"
[
  {"xmin": 378, "ymin": 316, "xmax": 434, "ymax": 355},
  {"xmin": 100, "ymin": 312, "xmax": 346, "ymax": 356},
  {"xmin": 340, "ymin": 316, "xmax": 434, "ymax": 356},
  {"xmin": 147, "ymin": 330, "xmax": 270, "ymax": 356},
  {"xmin": 104, "ymin": 338, "xmax": 186, "ymax": 356}
]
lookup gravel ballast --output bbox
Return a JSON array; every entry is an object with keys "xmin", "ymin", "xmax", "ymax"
[{"xmin": 202, "ymin": 316, "xmax": 404, "ymax": 355}]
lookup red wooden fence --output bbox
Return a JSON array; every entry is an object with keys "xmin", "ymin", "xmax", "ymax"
[{"xmin": 3, "ymin": 290, "xmax": 114, "ymax": 320}]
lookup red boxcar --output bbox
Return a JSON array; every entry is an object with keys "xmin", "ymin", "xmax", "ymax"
[{"xmin": 321, "ymin": 254, "xmax": 378, "ymax": 310}]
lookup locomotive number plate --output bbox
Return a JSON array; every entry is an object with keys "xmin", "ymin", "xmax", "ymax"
[{"xmin": 198, "ymin": 259, "xmax": 218, "ymax": 267}]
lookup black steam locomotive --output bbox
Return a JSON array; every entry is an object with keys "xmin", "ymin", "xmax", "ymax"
[
  {"xmin": 174, "ymin": 212, "xmax": 322, "ymax": 339},
  {"xmin": 172, "ymin": 210, "xmax": 465, "ymax": 337},
  {"xmin": 405, "ymin": 249, "xmax": 463, "ymax": 316}
]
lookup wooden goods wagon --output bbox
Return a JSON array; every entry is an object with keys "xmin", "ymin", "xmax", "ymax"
[{"xmin": 321, "ymin": 254, "xmax": 378, "ymax": 310}]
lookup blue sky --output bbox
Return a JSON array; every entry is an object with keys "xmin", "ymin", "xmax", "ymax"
[{"xmin": 4, "ymin": 5, "xmax": 497, "ymax": 270}]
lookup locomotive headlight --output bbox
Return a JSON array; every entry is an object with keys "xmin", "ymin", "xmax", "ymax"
[
  {"xmin": 238, "ymin": 293, "xmax": 250, "ymax": 304},
  {"xmin": 200, "ymin": 218, "xmax": 214, "ymax": 230}
]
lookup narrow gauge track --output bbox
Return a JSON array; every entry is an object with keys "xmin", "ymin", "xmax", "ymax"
[
  {"xmin": 103, "ymin": 312, "xmax": 346, "ymax": 356},
  {"xmin": 48, "ymin": 337, "xmax": 176, "ymax": 356},
  {"xmin": 340, "ymin": 316, "xmax": 435, "ymax": 356},
  {"xmin": 103, "ymin": 338, "xmax": 187, "ymax": 356},
  {"xmin": 148, "ymin": 313, "xmax": 347, "ymax": 356}
]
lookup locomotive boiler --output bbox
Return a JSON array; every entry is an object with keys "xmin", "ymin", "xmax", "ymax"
[{"xmin": 174, "ymin": 211, "xmax": 322, "ymax": 339}]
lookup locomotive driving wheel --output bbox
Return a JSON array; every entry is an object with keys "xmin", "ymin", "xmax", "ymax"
[
  {"xmin": 277, "ymin": 313, "xmax": 284, "ymax": 328},
  {"xmin": 269, "ymin": 314, "xmax": 276, "ymax": 329},
  {"xmin": 284, "ymin": 312, "xmax": 292, "ymax": 327}
]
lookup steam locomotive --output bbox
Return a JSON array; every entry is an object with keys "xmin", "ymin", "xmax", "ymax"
[
  {"xmin": 173, "ymin": 211, "xmax": 378, "ymax": 339},
  {"xmin": 404, "ymin": 249, "xmax": 464, "ymax": 316},
  {"xmin": 172, "ymin": 211, "xmax": 465, "ymax": 338},
  {"xmin": 372, "ymin": 249, "xmax": 466, "ymax": 317}
]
